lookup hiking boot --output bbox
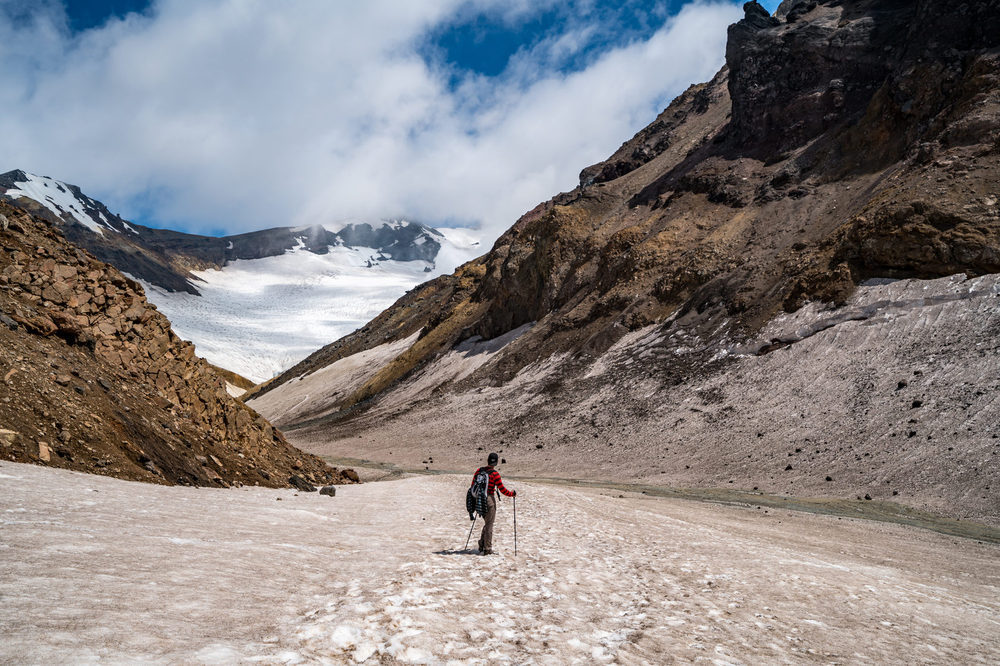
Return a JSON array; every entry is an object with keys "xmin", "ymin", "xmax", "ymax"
[{"xmin": 481, "ymin": 549, "xmax": 494, "ymax": 555}]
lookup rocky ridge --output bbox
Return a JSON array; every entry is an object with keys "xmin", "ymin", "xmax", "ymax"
[
  {"xmin": 0, "ymin": 201, "xmax": 356, "ymax": 488},
  {"xmin": 247, "ymin": 1, "xmax": 1000, "ymax": 524},
  {"xmin": 0, "ymin": 170, "xmax": 450, "ymax": 294}
]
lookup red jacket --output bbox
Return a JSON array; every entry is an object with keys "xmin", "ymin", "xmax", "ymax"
[{"xmin": 471, "ymin": 466, "xmax": 514, "ymax": 497}]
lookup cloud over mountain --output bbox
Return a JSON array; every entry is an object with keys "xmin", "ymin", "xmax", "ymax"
[{"xmin": 0, "ymin": 0, "xmax": 740, "ymax": 240}]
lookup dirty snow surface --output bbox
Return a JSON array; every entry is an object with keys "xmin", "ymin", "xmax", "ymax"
[{"xmin": 2, "ymin": 463, "xmax": 999, "ymax": 664}]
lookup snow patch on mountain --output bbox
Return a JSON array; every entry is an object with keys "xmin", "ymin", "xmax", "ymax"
[
  {"xmin": 2, "ymin": 172, "xmax": 111, "ymax": 235},
  {"xmin": 139, "ymin": 229, "xmax": 480, "ymax": 383},
  {"xmin": 250, "ymin": 332, "xmax": 423, "ymax": 425}
]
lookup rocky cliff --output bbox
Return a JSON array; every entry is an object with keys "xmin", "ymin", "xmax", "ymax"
[
  {"xmin": 0, "ymin": 201, "xmax": 356, "ymax": 488},
  {"xmin": 248, "ymin": 1, "xmax": 1000, "ymax": 524}
]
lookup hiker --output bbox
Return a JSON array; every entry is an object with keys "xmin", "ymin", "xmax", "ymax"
[{"xmin": 471, "ymin": 452, "xmax": 516, "ymax": 555}]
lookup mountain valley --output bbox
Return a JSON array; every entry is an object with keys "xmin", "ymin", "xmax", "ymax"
[
  {"xmin": 2, "ymin": 1, "xmax": 1000, "ymax": 663},
  {"xmin": 249, "ymin": 0, "xmax": 1000, "ymax": 526}
]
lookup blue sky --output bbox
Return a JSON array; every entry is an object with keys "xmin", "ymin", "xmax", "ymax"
[
  {"xmin": 64, "ymin": 0, "xmax": 151, "ymax": 31},
  {"xmin": 65, "ymin": 0, "xmax": 781, "ymax": 78},
  {"xmin": 2, "ymin": 1, "xmax": 780, "ymax": 239}
]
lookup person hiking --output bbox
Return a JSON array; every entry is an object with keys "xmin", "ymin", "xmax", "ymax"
[{"xmin": 471, "ymin": 452, "xmax": 516, "ymax": 555}]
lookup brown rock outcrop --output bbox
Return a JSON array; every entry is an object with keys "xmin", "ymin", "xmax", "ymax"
[{"xmin": 0, "ymin": 201, "xmax": 355, "ymax": 488}]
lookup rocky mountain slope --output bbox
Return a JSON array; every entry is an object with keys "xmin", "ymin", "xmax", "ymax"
[
  {"xmin": 248, "ymin": 0, "xmax": 1000, "ymax": 524},
  {"xmin": 0, "ymin": 201, "xmax": 355, "ymax": 488},
  {"xmin": 0, "ymin": 170, "xmax": 463, "ymax": 294}
]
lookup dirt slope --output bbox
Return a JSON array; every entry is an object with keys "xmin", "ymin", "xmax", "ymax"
[{"xmin": 0, "ymin": 202, "xmax": 354, "ymax": 488}]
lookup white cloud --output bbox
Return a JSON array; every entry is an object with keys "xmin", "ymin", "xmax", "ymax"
[{"xmin": 0, "ymin": 0, "xmax": 742, "ymax": 242}]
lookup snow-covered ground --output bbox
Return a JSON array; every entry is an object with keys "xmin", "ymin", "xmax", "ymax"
[
  {"xmin": 140, "ymin": 228, "xmax": 479, "ymax": 383},
  {"xmin": 2, "ymin": 461, "xmax": 998, "ymax": 664}
]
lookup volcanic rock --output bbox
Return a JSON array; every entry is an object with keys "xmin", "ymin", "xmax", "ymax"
[{"xmin": 289, "ymin": 475, "xmax": 316, "ymax": 492}]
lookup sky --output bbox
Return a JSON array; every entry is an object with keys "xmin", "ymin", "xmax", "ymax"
[{"xmin": 0, "ymin": 0, "xmax": 782, "ymax": 240}]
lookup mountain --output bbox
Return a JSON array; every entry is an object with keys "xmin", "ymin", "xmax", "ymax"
[
  {"xmin": 1, "ymin": 170, "xmax": 481, "ymax": 380},
  {"xmin": 247, "ymin": 0, "xmax": 1000, "ymax": 525},
  {"xmin": 0, "ymin": 170, "xmax": 472, "ymax": 294},
  {"xmin": 0, "ymin": 200, "xmax": 356, "ymax": 488}
]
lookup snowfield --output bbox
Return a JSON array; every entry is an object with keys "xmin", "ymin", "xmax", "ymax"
[
  {"xmin": 3, "ymin": 172, "xmax": 112, "ymax": 235},
  {"xmin": 1, "ymin": 462, "xmax": 998, "ymax": 664},
  {"xmin": 140, "ymin": 227, "xmax": 480, "ymax": 383}
]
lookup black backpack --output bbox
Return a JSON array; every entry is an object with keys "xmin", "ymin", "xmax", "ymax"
[{"xmin": 466, "ymin": 468, "xmax": 490, "ymax": 520}]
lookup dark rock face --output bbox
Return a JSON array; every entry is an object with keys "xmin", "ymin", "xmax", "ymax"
[
  {"xmin": 726, "ymin": 0, "xmax": 1000, "ymax": 161},
  {"xmin": 727, "ymin": 1, "xmax": 902, "ymax": 153},
  {"xmin": 579, "ymin": 70, "xmax": 728, "ymax": 187}
]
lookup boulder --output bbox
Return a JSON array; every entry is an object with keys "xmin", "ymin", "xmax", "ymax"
[
  {"xmin": 289, "ymin": 475, "xmax": 316, "ymax": 492},
  {"xmin": 319, "ymin": 485, "xmax": 337, "ymax": 497}
]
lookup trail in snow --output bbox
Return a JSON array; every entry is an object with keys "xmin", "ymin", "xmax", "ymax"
[{"xmin": 1, "ymin": 462, "xmax": 998, "ymax": 664}]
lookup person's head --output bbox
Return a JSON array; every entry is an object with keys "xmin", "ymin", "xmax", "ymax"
[{"xmin": 487, "ymin": 452, "xmax": 498, "ymax": 466}]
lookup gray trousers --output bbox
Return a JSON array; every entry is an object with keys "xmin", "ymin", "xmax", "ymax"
[{"xmin": 478, "ymin": 494, "xmax": 497, "ymax": 551}]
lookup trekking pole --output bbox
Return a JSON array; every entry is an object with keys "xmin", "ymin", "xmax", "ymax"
[
  {"xmin": 513, "ymin": 496, "xmax": 517, "ymax": 557},
  {"xmin": 464, "ymin": 516, "xmax": 477, "ymax": 551}
]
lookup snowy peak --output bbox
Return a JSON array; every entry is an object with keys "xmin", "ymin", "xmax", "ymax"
[
  {"xmin": 0, "ymin": 170, "xmax": 138, "ymax": 237},
  {"xmin": 0, "ymin": 168, "xmax": 483, "ymax": 379},
  {"xmin": 333, "ymin": 220, "xmax": 442, "ymax": 264},
  {"xmin": 0, "ymin": 169, "xmax": 481, "ymax": 295},
  {"xmin": 222, "ymin": 219, "xmax": 448, "ymax": 267}
]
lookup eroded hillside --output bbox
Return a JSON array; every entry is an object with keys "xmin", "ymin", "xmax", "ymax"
[
  {"xmin": 248, "ymin": 0, "xmax": 1000, "ymax": 523},
  {"xmin": 0, "ymin": 201, "xmax": 355, "ymax": 488}
]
